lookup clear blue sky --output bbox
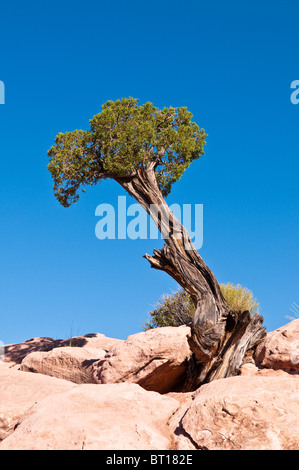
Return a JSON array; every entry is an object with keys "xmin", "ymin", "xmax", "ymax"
[{"xmin": 1, "ymin": 0, "xmax": 299, "ymax": 344}]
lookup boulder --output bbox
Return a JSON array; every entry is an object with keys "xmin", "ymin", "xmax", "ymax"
[
  {"xmin": 92, "ymin": 326, "xmax": 192, "ymax": 393},
  {"xmin": 4, "ymin": 333, "xmax": 123, "ymax": 367},
  {"xmin": 21, "ymin": 346, "xmax": 107, "ymax": 384},
  {"xmin": 4, "ymin": 337, "xmax": 59, "ymax": 367},
  {"xmin": 240, "ymin": 362, "xmax": 299, "ymax": 377},
  {"xmin": 2, "ymin": 322, "xmax": 299, "ymax": 450},
  {"xmin": 0, "ymin": 383, "xmax": 180, "ymax": 450},
  {"xmin": 255, "ymin": 319, "xmax": 299, "ymax": 372},
  {"xmin": 170, "ymin": 376, "xmax": 299, "ymax": 450},
  {"xmin": 0, "ymin": 365, "xmax": 73, "ymax": 441},
  {"xmin": 58, "ymin": 333, "xmax": 123, "ymax": 351}
]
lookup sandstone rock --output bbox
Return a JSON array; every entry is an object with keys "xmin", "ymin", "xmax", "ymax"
[
  {"xmin": 166, "ymin": 391, "xmax": 197, "ymax": 450},
  {"xmin": 92, "ymin": 326, "xmax": 192, "ymax": 393},
  {"xmin": 21, "ymin": 346, "xmax": 107, "ymax": 384},
  {"xmin": 4, "ymin": 337, "xmax": 59, "ymax": 367},
  {"xmin": 240, "ymin": 362, "xmax": 299, "ymax": 377},
  {"xmin": 0, "ymin": 365, "xmax": 73, "ymax": 441},
  {"xmin": 59, "ymin": 333, "xmax": 123, "ymax": 351},
  {"xmin": 255, "ymin": 319, "xmax": 299, "ymax": 372},
  {"xmin": 2, "ymin": 322, "xmax": 299, "ymax": 450},
  {"xmin": 0, "ymin": 383, "xmax": 179, "ymax": 450},
  {"xmin": 4, "ymin": 333, "xmax": 123, "ymax": 367},
  {"xmin": 171, "ymin": 376, "xmax": 299, "ymax": 450}
]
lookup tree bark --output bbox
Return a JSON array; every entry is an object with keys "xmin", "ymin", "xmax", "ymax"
[{"xmin": 116, "ymin": 166, "xmax": 266, "ymax": 388}]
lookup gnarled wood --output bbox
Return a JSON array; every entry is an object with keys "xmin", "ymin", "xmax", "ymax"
[
  {"xmin": 116, "ymin": 166, "xmax": 266, "ymax": 387},
  {"xmin": 185, "ymin": 311, "xmax": 266, "ymax": 389},
  {"xmin": 117, "ymin": 166, "xmax": 229, "ymax": 326}
]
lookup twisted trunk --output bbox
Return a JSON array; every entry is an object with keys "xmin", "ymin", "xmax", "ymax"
[{"xmin": 116, "ymin": 166, "xmax": 266, "ymax": 388}]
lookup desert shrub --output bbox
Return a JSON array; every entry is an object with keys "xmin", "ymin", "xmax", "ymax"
[
  {"xmin": 143, "ymin": 289, "xmax": 194, "ymax": 330},
  {"xmin": 143, "ymin": 283, "xmax": 259, "ymax": 329},
  {"xmin": 220, "ymin": 283, "xmax": 259, "ymax": 315}
]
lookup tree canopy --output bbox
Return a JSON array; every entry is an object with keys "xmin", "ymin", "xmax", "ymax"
[{"xmin": 47, "ymin": 97, "xmax": 207, "ymax": 207}]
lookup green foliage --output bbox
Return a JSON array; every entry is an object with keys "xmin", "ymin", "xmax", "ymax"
[
  {"xmin": 48, "ymin": 97, "xmax": 206, "ymax": 206},
  {"xmin": 143, "ymin": 289, "xmax": 195, "ymax": 330},
  {"xmin": 143, "ymin": 283, "xmax": 260, "ymax": 329},
  {"xmin": 220, "ymin": 283, "xmax": 260, "ymax": 315}
]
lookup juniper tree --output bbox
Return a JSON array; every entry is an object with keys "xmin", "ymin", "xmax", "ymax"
[{"xmin": 48, "ymin": 97, "xmax": 265, "ymax": 388}]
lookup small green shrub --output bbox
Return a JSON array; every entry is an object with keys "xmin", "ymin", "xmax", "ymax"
[
  {"xmin": 143, "ymin": 289, "xmax": 194, "ymax": 330},
  {"xmin": 143, "ymin": 283, "xmax": 259, "ymax": 329},
  {"xmin": 220, "ymin": 283, "xmax": 259, "ymax": 315}
]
